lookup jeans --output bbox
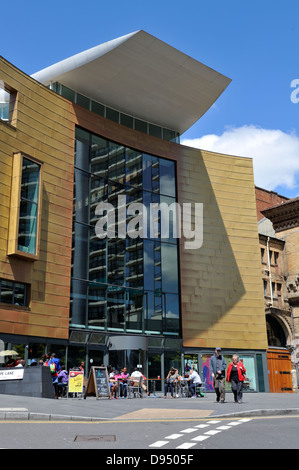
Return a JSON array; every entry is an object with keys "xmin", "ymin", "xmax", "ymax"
[
  {"xmin": 119, "ymin": 382, "xmax": 128, "ymax": 397},
  {"xmin": 164, "ymin": 381, "xmax": 174, "ymax": 397},
  {"xmin": 189, "ymin": 382, "xmax": 202, "ymax": 397},
  {"xmin": 231, "ymin": 379, "xmax": 243, "ymax": 402}
]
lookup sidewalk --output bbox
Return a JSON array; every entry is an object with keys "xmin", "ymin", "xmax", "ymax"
[{"xmin": 0, "ymin": 391, "xmax": 298, "ymax": 421}]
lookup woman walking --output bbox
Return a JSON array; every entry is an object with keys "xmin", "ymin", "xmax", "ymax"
[{"xmin": 226, "ymin": 355, "xmax": 246, "ymax": 404}]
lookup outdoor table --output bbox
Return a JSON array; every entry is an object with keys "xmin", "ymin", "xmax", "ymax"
[
  {"xmin": 148, "ymin": 378, "xmax": 164, "ymax": 396},
  {"xmin": 148, "ymin": 378, "xmax": 184, "ymax": 397}
]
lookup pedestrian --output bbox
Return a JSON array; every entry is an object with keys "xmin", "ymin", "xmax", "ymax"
[
  {"xmin": 45, "ymin": 352, "xmax": 61, "ymax": 399},
  {"xmin": 210, "ymin": 347, "xmax": 227, "ymax": 403},
  {"xmin": 42, "ymin": 352, "xmax": 50, "ymax": 365},
  {"xmin": 226, "ymin": 354, "xmax": 247, "ymax": 404},
  {"xmin": 58, "ymin": 364, "xmax": 68, "ymax": 398}
]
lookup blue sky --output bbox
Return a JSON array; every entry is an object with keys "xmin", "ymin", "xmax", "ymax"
[{"xmin": 2, "ymin": 0, "xmax": 299, "ymax": 198}]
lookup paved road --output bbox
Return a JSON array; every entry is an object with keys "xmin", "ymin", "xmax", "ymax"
[{"xmin": 1, "ymin": 415, "xmax": 298, "ymax": 449}]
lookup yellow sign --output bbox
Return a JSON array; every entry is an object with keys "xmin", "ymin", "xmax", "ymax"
[{"xmin": 68, "ymin": 370, "xmax": 84, "ymax": 393}]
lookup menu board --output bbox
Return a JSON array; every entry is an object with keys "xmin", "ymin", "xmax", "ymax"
[
  {"xmin": 68, "ymin": 369, "xmax": 84, "ymax": 394},
  {"xmin": 84, "ymin": 366, "xmax": 110, "ymax": 399}
]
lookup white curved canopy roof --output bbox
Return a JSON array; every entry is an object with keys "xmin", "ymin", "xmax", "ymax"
[{"xmin": 32, "ymin": 30, "xmax": 231, "ymax": 134}]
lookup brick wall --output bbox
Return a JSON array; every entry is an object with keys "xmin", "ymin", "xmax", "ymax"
[{"xmin": 255, "ymin": 187, "xmax": 288, "ymax": 221}]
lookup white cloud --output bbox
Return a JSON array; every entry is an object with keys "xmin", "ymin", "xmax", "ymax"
[{"xmin": 181, "ymin": 125, "xmax": 299, "ymax": 193}]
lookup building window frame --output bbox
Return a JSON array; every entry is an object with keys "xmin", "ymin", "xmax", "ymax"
[
  {"xmin": 8, "ymin": 152, "xmax": 43, "ymax": 260},
  {"xmin": 0, "ymin": 81, "xmax": 17, "ymax": 127},
  {"xmin": 0, "ymin": 278, "xmax": 29, "ymax": 307}
]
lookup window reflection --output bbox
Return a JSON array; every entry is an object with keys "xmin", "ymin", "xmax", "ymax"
[
  {"xmin": 159, "ymin": 158, "xmax": 176, "ymax": 197},
  {"xmin": 0, "ymin": 83, "xmax": 16, "ymax": 124},
  {"xmin": 161, "ymin": 244, "xmax": 179, "ymax": 293},
  {"xmin": 18, "ymin": 158, "xmax": 40, "ymax": 255},
  {"xmin": 71, "ymin": 128, "xmax": 180, "ymax": 336},
  {"xmin": 0, "ymin": 279, "xmax": 29, "ymax": 307}
]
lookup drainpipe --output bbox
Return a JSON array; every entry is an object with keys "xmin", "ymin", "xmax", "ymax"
[{"xmin": 266, "ymin": 237, "xmax": 273, "ymax": 306}]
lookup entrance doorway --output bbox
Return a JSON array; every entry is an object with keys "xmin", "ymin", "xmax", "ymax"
[{"xmin": 267, "ymin": 348, "xmax": 293, "ymax": 393}]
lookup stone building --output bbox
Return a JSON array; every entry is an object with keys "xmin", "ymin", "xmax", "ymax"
[{"xmin": 261, "ymin": 197, "xmax": 299, "ymax": 390}]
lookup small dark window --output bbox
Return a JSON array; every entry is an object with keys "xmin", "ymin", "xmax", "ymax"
[{"xmin": 0, "ymin": 279, "xmax": 28, "ymax": 306}]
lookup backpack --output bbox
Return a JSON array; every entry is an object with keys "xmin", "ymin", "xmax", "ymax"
[{"xmin": 48, "ymin": 360, "xmax": 56, "ymax": 374}]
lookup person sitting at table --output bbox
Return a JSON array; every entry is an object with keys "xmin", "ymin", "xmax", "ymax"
[
  {"xmin": 130, "ymin": 368, "xmax": 150, "ymax": 396},
  {"xmin": 141, "ymin": 372, "xmax": 150, "ymax": 396},
  {"xmin": 118, "ymin": 367, "xmax": 130, "ymax": 398},
  {"xmin": 164, "ymin": 367, "xmax": 179, "ymax": 399},
  {"xmin": 175, "ymin": 370, "xmax": 185, "ymax": 397},
  {"xmin": 187, "ymin": 368, "xmax": 203, "ymax": 397},
  {"xmin": 107, "ymin": 365, "xmax": 118, "ymax": 400}
]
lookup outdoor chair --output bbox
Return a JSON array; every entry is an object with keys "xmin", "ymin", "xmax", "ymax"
[{"xmin": 128, "ymin": 377, "xmax": 143, "ymax": 398}]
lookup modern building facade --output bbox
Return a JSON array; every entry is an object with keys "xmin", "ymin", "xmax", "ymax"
[{"xmin": 0, "ymin": 31, "xmax": 269, "ymax": 391}]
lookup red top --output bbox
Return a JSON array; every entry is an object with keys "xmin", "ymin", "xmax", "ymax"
[{"xmin": 226, "ymin": 362, "xmax": 246, "ymax": 382}]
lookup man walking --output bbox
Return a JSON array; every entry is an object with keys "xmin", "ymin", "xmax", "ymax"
[{"xmin": 210, "ymin": 347, "xmax": 227, "ymax": 403}]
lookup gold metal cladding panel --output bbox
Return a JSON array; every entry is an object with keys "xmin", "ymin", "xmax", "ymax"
[
  {"xmin": 179, "ymin": 147, "xmax": 267, "ymax": 350},
  {"xmin": 74, "ymin": 105, "xmax": 267, "ymax": 351},
  {"xmin": 0, "ymin": 57, "xmax": 75, "ymax": 340}
]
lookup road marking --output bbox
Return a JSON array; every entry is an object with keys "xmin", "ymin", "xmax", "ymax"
[
  {"xmin": 204, "ymin": 430, "xmax": 222, "ymax": 435},
  {"xmin": 148, "ymin": 417, "xmax": 254, "ymax": 448},
  {"xmin": 0, "ymin": 408, "xmax": 28, "ymax": 412},
  {"xmin": 180, "ymin": 428, "xmax": 198, "ymax": 433},
  {"xmin": 192, "ymin": 435, "xmax": 210, "ymax": 442},
  {"xmin": 149, "ymin": 441, "xmax": 169, "ymax": 448},
  {"xmin": 176, "ymin": 442, "xmax": 197, "ymax": 449},
  {"xmin": 165, "ymin": 434, "xmax": 183, "ymax": 439}
]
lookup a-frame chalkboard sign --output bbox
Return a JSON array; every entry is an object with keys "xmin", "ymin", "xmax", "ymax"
[{"xmin": 84, "ymin": 366, "xmax": 110, "ymax": 399}]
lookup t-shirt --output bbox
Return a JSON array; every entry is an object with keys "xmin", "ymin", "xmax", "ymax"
[
  {"xmin": 131, "ymin": 371, "xmax": 142, "ymax": 378},
  {"xmin": 118, "ymin": 372, "xmax": 129, "ymax": 383},
  {"xmin": 130, "ymin": 371, "xmax": 143, "ymax": 383},
  {"xmin": 189, "ymin": 371, "xmax": 201, "ymax": 384},
  {"xmin": 230, "ymin": 365, "xmax": 239, "ymax": 382},
  {"xmin": 167, "ymin": 372, "xmax": 179, "ymax": 383}
]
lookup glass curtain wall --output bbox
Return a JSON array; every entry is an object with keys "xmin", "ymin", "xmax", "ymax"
[{"xmin": 70, "ymin": 127, "xmax": 180, "ymax": 336}]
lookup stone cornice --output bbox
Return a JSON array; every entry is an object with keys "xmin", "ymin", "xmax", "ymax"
[{"xmin": 261, "ymin": 198, "xmax": 299, "ymax": 232}]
